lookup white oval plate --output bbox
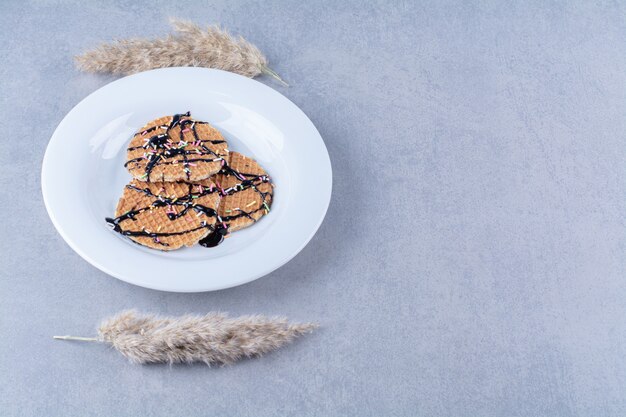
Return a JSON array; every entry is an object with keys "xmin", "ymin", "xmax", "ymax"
[{"xmin": 42, "ymin": 68, "xmax": 332, "ymax": 292}]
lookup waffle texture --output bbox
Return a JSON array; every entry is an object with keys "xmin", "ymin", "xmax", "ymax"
[
  {"xmin": 111, "ymin": 178, "xmax": 220, "ymax": 250},
  {"xmin": 213, "ymin": 151, "xmax": 273, "ymax": 232},
  {"xmin": 125, "ymin": 113, "xmax": 228, "ymax": 182}
]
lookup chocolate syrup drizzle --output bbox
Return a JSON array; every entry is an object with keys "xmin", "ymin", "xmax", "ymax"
[
  {"xmin": 107, "ymin": 152, "xmax": 272, "ymax": 249},
  {"xmin": 213, "ymin": 164, "xmax": 272, "ymax": 224},
  {"xmin": 105, "ymin": 181, "xmax": 221, "ymax": 248},
  {"xmin": 197, "ymin": 164, "xmax": 272, "ymax": 248},
  {"xmin": 124, "ymin": 112, "xmax": 227, "ymax": 182}
]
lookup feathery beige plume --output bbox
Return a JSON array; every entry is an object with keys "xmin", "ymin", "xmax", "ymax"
[
  {"xmin": 75, "ymin": 18, "xmax": 287, "ymax": 86},
  {"xmin": 54, "ymin": 310, "xmax": 316, "ymax": 365}
]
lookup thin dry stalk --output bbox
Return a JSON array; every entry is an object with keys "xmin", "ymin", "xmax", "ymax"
[
  {"xmin": 54, "ymin": 310, "xmax": 316, "ymax": 365},
  {"xmin": 75, "ymin": 18, "xmax": 287, "ymax": 86}
]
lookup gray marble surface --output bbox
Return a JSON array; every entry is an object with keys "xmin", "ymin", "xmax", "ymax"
[{"xmin": 1, "ymin": 1, "xmax": 626, "ymax": 416}]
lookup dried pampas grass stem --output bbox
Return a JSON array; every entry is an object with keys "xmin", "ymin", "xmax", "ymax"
[
  {"xmin": 54, "ymin": 310, "xmax": 316, "ymax": 365},
  {"xmin": 75, "ymin": 18, "xmax": 288, "ymax": 86}
]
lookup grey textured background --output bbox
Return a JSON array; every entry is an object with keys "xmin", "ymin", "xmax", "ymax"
[{"xmin": 1, "ymin": 1, "xmax": 625, "ymax": 416}]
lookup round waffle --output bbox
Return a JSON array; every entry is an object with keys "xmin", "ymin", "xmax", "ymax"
[
  {"xmin": 213, "ymin": 151, "xmax": 273, "ymax": 233},
  {"xmin": 125, "ymin": 112, "xmax": 228, "ymax": 182},
  {"xmin": 106, "ymin": 178, "xmax": 221, "ymax": 250}
]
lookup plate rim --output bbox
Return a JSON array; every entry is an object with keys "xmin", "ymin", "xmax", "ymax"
[{"xmin": 41, "ymin": 67, "xmax": 332, "ymax": 292}]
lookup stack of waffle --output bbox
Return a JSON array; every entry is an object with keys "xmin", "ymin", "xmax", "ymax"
[{"xmin": 107, "ymin": 112, "xmax": 273, "ymax": 250}]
